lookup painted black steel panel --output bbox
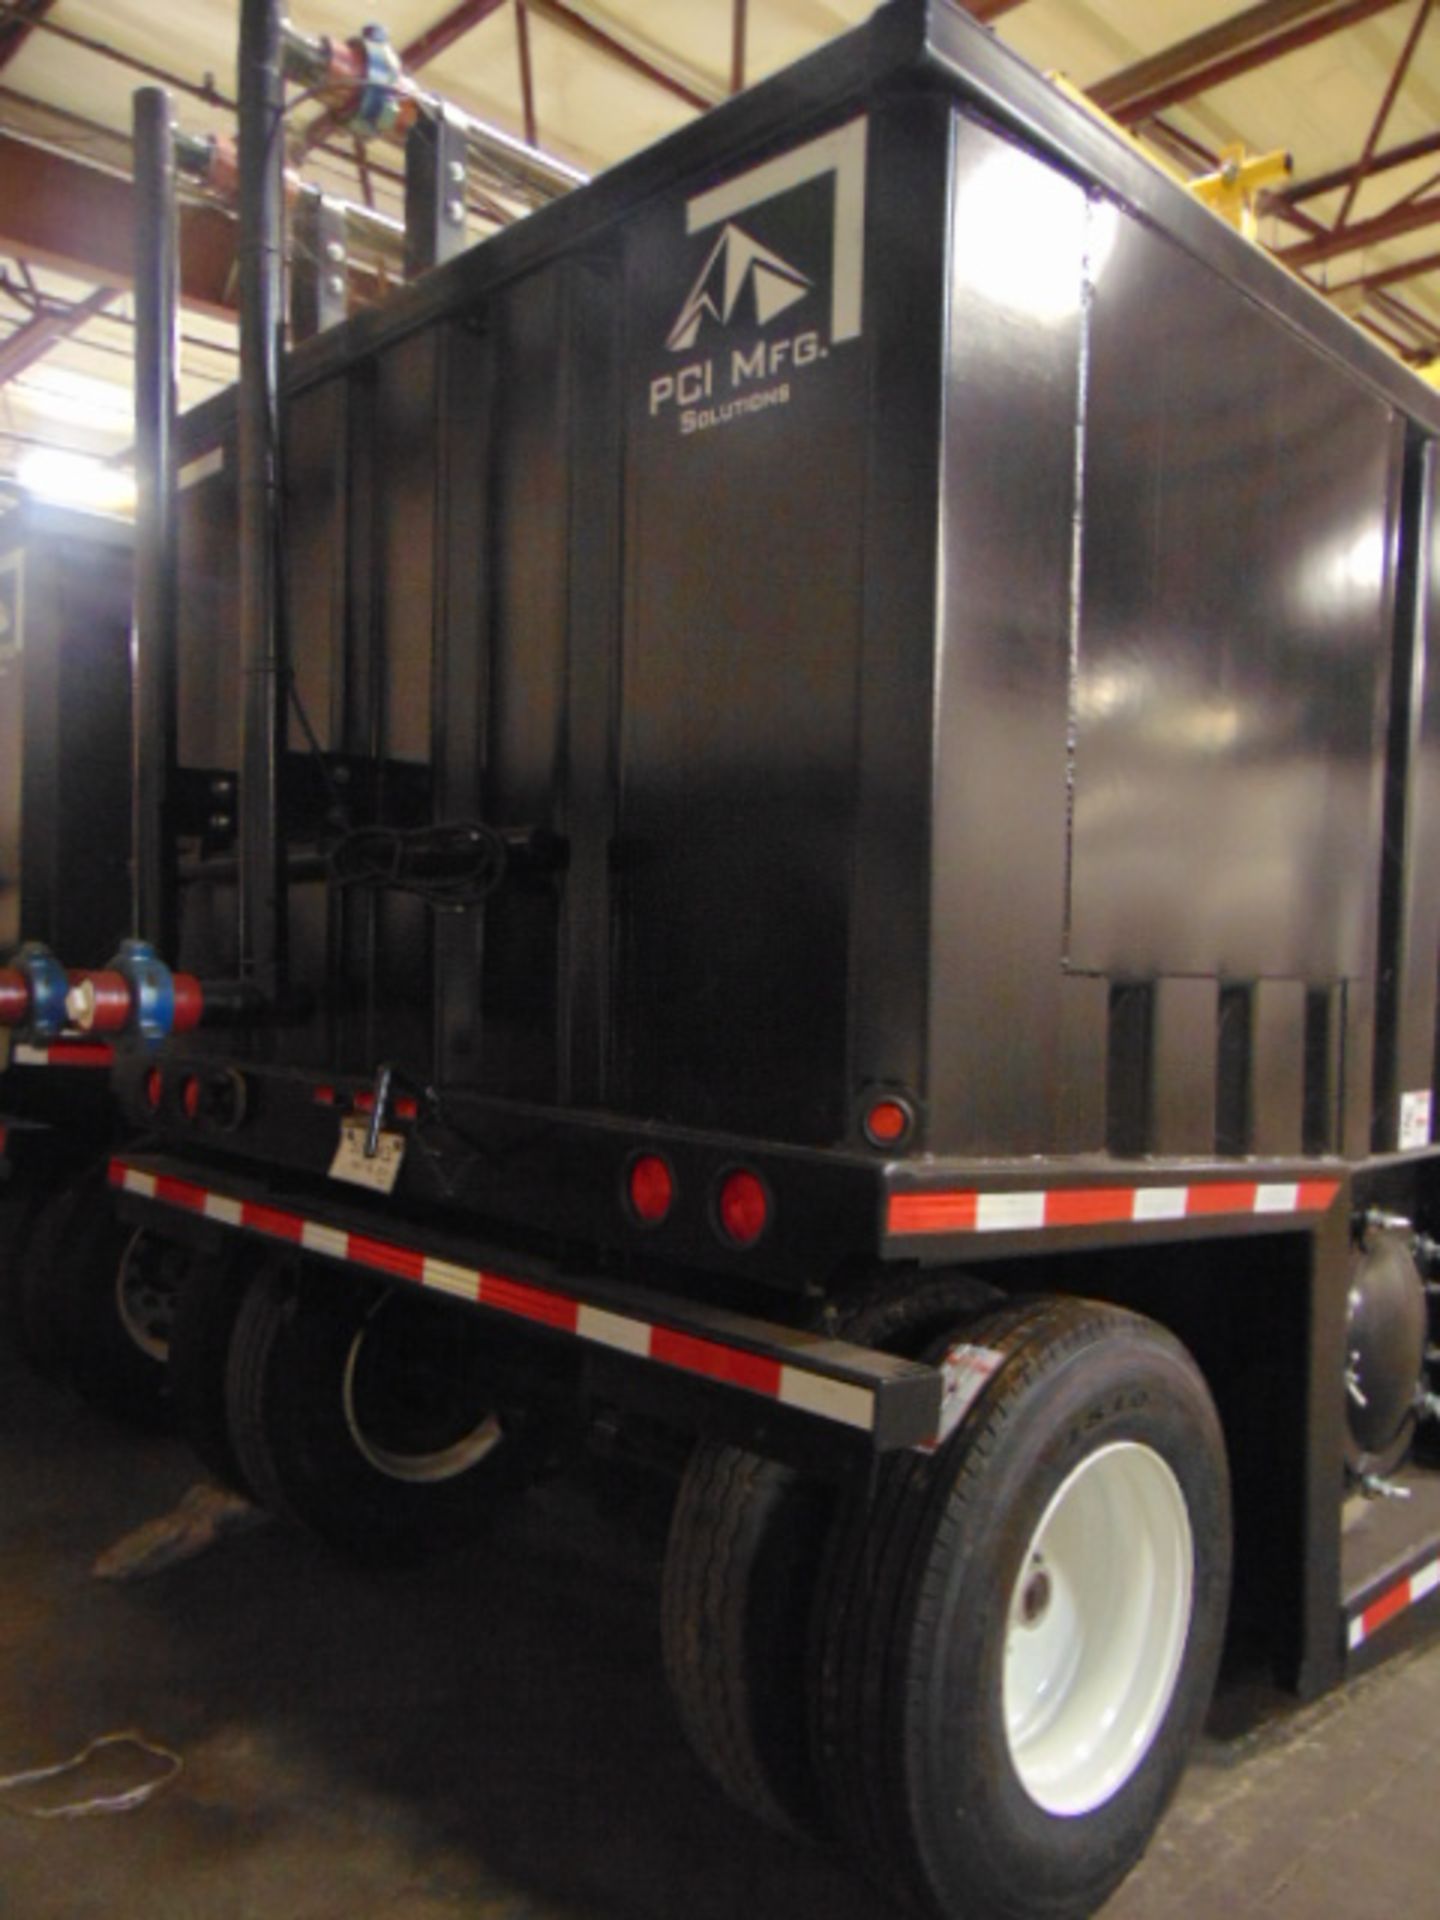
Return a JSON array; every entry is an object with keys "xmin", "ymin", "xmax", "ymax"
[
  {"xmin": 928, "ymin": 118, "xmax": 1085, "ymax": 1156},
  {"xmin": 475, "ymin": 268, "xmax": 573, "ymax": 1104},
  {"xmin": 615, "ymin": 113, "xmax": 871, "ymax": 1142},
  {"xmin": 1071, "ymin": 212, "xmax": 1399, "ymax": 986},
  {"xmin": 1378, "ymin": 440, "xmax": 1440, "ymax": 1152},
  {"xmin": 0, "ymin": 508, "xmax": 132, "ymax": 964}
]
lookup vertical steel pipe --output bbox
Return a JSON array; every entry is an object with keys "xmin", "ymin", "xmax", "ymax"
[
  {"xmin": 131, "ymin": 85, "xmax": 179, "ymax": 954},
  {"xmin": 237, "ymin": 0, "xmax": 287, "ymax": 998}
]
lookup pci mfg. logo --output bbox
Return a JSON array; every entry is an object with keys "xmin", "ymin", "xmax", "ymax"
[{"xmin": 648, "ymin": 118, "xmax": 867, "ymax": 438}]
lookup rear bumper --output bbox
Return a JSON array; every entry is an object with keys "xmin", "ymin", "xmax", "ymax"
[{"xmin": 110, "ymin": 1151, "xmax": 947, "ymax": 1464}]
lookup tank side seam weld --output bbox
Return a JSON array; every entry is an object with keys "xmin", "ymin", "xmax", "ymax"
[
  {"xmin": 105, "ymin": 1159, "xmax": 881, "ymax": 1435},
  {"xmin": 886, "ymin": 1179, "xmax": 1343, "ymax": 1238},
  {"xmin": 1347, "ymin": 1555, "xmax": 1440, "ymax": 1650}
]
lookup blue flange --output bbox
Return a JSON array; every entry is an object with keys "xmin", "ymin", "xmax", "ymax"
[
  {"xmin": 105, "ymin": 939, "xmax": 178, "ymax": 1045},
  {"xmin": 14, "ymin": 942, "xmax": 68, "ymax": 1040},
  {"xmin": 352, "ymin": 24, "xmax": 403, "ymax": 139}
]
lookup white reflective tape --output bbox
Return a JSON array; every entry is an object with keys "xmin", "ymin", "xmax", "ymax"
[
  {"xmin": 421, "ymin": 1256, "xmax": 479, "ymax": 1303},
  {"xmin": 301, "ymin": 1220, "xmax": 349, "ymax": 1260},
  {"xmin": 179, "ymin": 448, "xmax": 224, "ymax": 490},
  {"xmin": 124, "ymin": 1169, "xmax": 158, "ymax": 1199},
  {"xmin": 1348, "ymin": 1613, "xmax": 1367, "ymax": 1651},
  {"xmin": 576, "ymin": 1303, "xmax": 652, "ymax": 1358},
  {"xmin": 975, "ymin": 1191, "xmax": 1046, "ymax": 1232},
  {"xmin": 13, "ymin": 1045, "xmax": 46, "ymax": 1066},
  {"xmin": 1254, "ymin": 1184, "xmax": 1300, "ymax": 1214},
  {"xmin": 1133, "ymin": 1187, "xmax": 1187, "ymax": 1221},
  {"xmin": 777, "ymin": 1368, "xmax": 875, "ymax": 1432},
  {"xmin": 204, "ymin": 1194, "xmax": 244, "ymax": 1228},
  {"xmin": 1411, "ymin": 1559, "xmax": 1440, "ymax": 1603}
]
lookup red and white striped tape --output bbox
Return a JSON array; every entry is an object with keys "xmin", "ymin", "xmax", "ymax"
[
  {"xmin": 1348, "ymin": 1555, "xmax": 1440, "ymax": 1651},
  {"xmin": 887, "ymin": 1179, "xmax": 1342, "ymax": 1238},
  {"xmin": 12, "ymin": 1042, "xmax": 115, "ymax": 1069},
  {"xmin": 107, "ymin": 1160, "xmax": 877, "ymax": 1434}
]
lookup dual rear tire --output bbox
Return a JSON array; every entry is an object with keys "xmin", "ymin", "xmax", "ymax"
[
  {"xmin": 168, "ymin": 1247, "xmax": 564, "ymax": 1562},
  {"xmin": 665, "ymin": 1294, "xmax": 1231, "ymax": 1920}
]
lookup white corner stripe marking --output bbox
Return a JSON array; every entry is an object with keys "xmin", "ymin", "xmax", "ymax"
[
  {"xmin": 421, "ymin": 1257, "xmax": 479, "ymax": 1303},
  {"xmin": 576, "ymin": 1304, "xmax": 653, "ymax": 1358},
  {"xmin": 1133, "ymin": 1188, "xmax": 1188, "ymax": 1221},
  {"xmin": 301, "ymin": 1221, "xmax": 349, "ymax": 1260},
  {"xmin": 1413, "ymin": 1560, "xmax": 1440, "ymax": 1602},
  {"xmin": 127, "ymin": 1170, "xmax": 158, "ymax": 1199},
  {"xmin": 778, "ymin": 1369, "xmax": 875, "ymax": 1430},
  {"xmin": 1255, "ymin": 1184, "xmax": 1301, "ymax": 1213},
  {"xmin": 204, "ymin": 1195, "xmax": 244, "ymax": 1228},
  {"xmin": 975, "ymin": 1191, "xmax": 1047, "ymax": 1232}
]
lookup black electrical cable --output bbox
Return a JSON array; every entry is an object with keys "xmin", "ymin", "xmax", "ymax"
[{"xmin": 327, "ymin": 821, "xmax": 508, "ymax": 909}]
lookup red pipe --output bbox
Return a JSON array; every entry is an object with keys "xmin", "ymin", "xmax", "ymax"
[
  {"xmin": 65, "ymin": 970, "xmax": 133, "ymax": 1033},
  {"xmin": 0, "ymin": 969, "xmax": 28, "ymax": 1026},
  {"xmin": 172, "ymin": 975, "xmax": 206, "ymax": 1034}
]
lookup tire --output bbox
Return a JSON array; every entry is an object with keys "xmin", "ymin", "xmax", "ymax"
[
  {"xmin": 661, "ymin": 1273, "xmax": 1000, "ymax": 1839},
  {"xmin": 15, "ymin": 1166, "xmax": 179, "ymax": 1425},
  {"xmin": 226, "ymin": 1254, "xmax": 561, "ymax": 1563},
  {"xmin": 169, "ymin": 1240, "xmax": 267, "ymax": 1493},
  {"xmin": 811, "ymin": 1296, "xmax": 1231, "ymax": 1920},
  {"xmin": 0, "ymin": 1180, "xmax": 47, "ymax": 1367}
]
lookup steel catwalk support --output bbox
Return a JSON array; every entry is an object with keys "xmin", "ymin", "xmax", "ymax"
[
  {"xmin": 404, "ymin": 108, "xmax": 470, "ymax": 276},
  {"xmin": 131, "ymin": 87, "xmax": 180, "ymax": 955},
  {"xmin": 237, "ymin": 0, "xmax": 287, "ymax": 999}
]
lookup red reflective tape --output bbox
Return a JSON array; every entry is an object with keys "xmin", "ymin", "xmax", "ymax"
[
  {"xmin": 0, "ymin": 1124, "xmax": 7, "ymax": 1156},
  {"xmin": 650, "ymin": 1327, "xmax": 784, "ymax": 1397},
  {"xmin": 313, "ymin": 1086, "xmax": 337, "ymax": 1107},
  {"xmin": 1298, "ymin": 1180, "xmax": 1342, "ymax": 1213},
  {"xmin": 887, "ymin": 1191, "xmax": 979, "ymax": 1235},
  {"xmin": 478, "ymin": 1272, "xmax": 580, "ymax": 1331},
  {"xmin": 239, "ymin": 1201, "xmax": 305, "ymax": 1243},
  {"xmin": 155, "ymin": 1174, "xmax": 209, "ymax": 1214},
  {"xmin": 1043, "ymin": 1188, "xmax": 1135, "ymax": 1228},
  {"xmin": 107, "ymin": 1159, "xmax": 126, "ymax": 1189},
  {"xmin": 44, "ymin": 1043, "xmax": 114, "ymax": 1068},
  {"xmin": 1186, "ymin": 1182, "xmax": 1259, "ymax": 1216},
  {"xmin": 1361, "ymin": 1578, "xmax": 1413, "ymax": 1642},
  {"xmin": 348, "ymin": 1233, "xmax": 425, "ymax": 1283}
]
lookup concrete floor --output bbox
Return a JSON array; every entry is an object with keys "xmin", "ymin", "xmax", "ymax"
[{"xmin": 3, "ymin": 1335, "xmax": 1440, "ymax": 1920}]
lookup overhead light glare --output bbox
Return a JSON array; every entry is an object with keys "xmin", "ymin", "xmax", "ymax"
[{"xmin": 17, "ymin": 448, "xmax": 136, "ymax": 517}]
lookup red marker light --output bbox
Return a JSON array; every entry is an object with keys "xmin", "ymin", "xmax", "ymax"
[
  {"xmin": 181, "ymin": 1075, "xmax": 202, "ymax": 1122},
  {"xmin": 865, "ymin": 1099, "xmax": 912, "ymax": 1147},
  {"xmin": 143, "ymin": 1067, "xmax": 164, "ymax": 1113},
  {"xmin": 628, "ymin": 1154, "xmax": 675, "ymax": 1226},
  {"xmin": 717, "ymin": 1169, "xmax": 769, "ymax": 1248}
]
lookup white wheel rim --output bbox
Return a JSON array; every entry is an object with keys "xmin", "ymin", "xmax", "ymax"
[
  {"xmin": 1002, "ymin": 1440, "xmax": 1194, "ymax": 1817},
  {"xmin": 114, "ymin": 1232, "xmax": 177, "ymax": 1363},
  {"xmin": 341, "ymin": 1327, "xmax": 505, "ymax": 1485}
]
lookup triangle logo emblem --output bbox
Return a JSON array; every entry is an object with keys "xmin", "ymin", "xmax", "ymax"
[{"xmin": 667, "ymin": 223, "xmax": 812, "ymax": 352}]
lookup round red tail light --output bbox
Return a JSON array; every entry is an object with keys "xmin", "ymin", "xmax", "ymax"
[
  {"xmin": 864, "ymin": 1098, "xmax": 913, "ymax": 1147},
  {"xmin": 143, "ymin": 1066, "xmax": 164, "ymax": 1113},
  {"xmin": 628, "ymin": 1153, "xmax": 675, "ymax": 1226},
  {"xmin": 717, "ymin": 1169, "xmax": 770, "ymax": 1248}
]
